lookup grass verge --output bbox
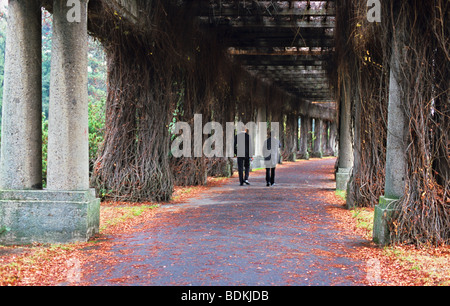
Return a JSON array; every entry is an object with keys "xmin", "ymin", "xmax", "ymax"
[{"xmin": 346, "ymin": 206, "xmax": 450, "ymax": 286}]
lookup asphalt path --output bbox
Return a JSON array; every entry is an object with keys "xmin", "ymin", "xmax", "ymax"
[{"xmin": 82, "ymin": 158, "xmax": 366, "ymax": 286}]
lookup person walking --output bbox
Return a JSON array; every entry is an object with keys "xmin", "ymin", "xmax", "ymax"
[
  {"xmin": 234, "ymin": 127, "xmax": 253, "ymax": 186},
  {"xmin": 263, "ymin": 131, "xmax": 281, "ymax": 187}
]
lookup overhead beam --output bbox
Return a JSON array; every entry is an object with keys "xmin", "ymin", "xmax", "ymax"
[
  {"xmin": 200, "ymin": 17, "xmax": 335, "ymax": 28},
  {"xmin": 223, "ymin": 37, "xmax": 334, "ymax": 48},
  {"xmin": 245, "ymin": 64, "xmax": 328, "ymax": 70},
  {"xmin": 232, "ymin": 55, "xmax": 332, "ymax": 67},
  {"xmin": 298, "ymin": 102, "xmax": 335, "ymax": 121},
  {"xmin": 199, "ymin": 7, "xmax": 335, "ymax": 17}
]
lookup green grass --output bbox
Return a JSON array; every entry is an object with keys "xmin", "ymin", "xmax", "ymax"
[
  {"xmin": 351, "ymin": 207, "xmax": 374, "ymax": 239},
  {"xmin": 252, "ymin": 167, "xmax": 265, "ymax": 171},
  {"xmin": 335, "ymin": 190, "xmax": 347, "ymax": 201},
  {"xmin": 100, "ymin": 205, "xmax": 159, "ymax": 232}
]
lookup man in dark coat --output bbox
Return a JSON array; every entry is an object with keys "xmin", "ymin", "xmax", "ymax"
[{"xmin": 234, "ymin": 128, "xmax": 253, "ymax": 186}]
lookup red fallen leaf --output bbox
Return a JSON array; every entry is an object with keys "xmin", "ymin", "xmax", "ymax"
[{"xmin": 3, "ymin": 159, "xmax": 450, "ymax": 286}]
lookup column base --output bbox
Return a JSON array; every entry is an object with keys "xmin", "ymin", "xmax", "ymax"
[
  {"xmin": 0, "ymin": 189, "xmax": 100, "ymax": 245},
  {"xmin": 336, "ymin": 168, "xmax": 351, "ymax": 191},
  {"xmin": 311, "ymin": 151, "xmax": 323, "ymax": 158},
  {"xmin": 286, "ymin": 152, "xmax": 297, "ymax": 162},
  {"xmin": 299, "ymin": 152, "xmax": 310, "ymax": 160},
  {"xmin": 373, "ymin": 196, "xmax": 399, "ymax": 246},
  {"xmin": 215, "ymin": 159, "xmax": 233, "ymax": 178}
]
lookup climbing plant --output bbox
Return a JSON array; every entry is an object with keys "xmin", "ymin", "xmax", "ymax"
[
  {"xmin": 332, "ymin": 0, "xmax": 450, "ymax": 245},
  {"xmin": 88, "ymin": 0, "xmax": 297, "ymax": 201}
]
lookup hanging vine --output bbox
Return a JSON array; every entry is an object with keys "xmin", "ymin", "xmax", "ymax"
[
  {"xmin": 86, "ymin": 0, "xmax": 297, "ymax": 201},
  {"xmin": 332, "ymin": 0, "xmax": 450, "ymax": 245}
]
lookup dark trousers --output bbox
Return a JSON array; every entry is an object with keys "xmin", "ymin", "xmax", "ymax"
[
  {"xmin": 237, "ymin": 157, "xmax": 250, "ymax": 184},
  {"xmin": 266, "ymin": 168, "xmax": 276, "ymax": 185}
]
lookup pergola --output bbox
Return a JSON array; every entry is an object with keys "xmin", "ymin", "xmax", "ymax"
[
  {"xmin": 196, "ymin": 0, "xmax": 335, "ymax": 105},
  {"xmin": 1, "ymin": 0, "xmax": 448, "ymax": 247}
]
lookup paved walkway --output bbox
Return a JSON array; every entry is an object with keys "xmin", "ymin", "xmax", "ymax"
[{"xmin": 82, "ymin": 158, "xmax": 366, "ymax": 285}]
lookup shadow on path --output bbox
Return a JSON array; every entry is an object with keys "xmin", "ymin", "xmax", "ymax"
[{"xmin": 83, "ymin": 158, "xmax": 366, "ymax": 286}]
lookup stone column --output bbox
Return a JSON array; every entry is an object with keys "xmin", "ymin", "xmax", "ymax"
[
  {"xmin": 322, "ymin": 121, "xmax": 330, "ymax": 156},
  {"xmin": 0, "ymin": 0, "xmax": 100, "ymax": 245},
  {"xmin": 324, "ymin": 121, "xmax": 334, "ymax": 156},
  {"xmin": 313, "ymin": 119, "xmax": 323, "ymax": 158},
  {"xmin": 374, "ymin": 32, "xmax": 407, "ymax": 245},
  {"xmin": 286, "ymin": 114, "xmax": 298, "ymax": 161},
  {"xmin": 347, "ymin": 88, "xmax": 362, "ymax": 209},
  {"xmin": 299, "ymin": 116, "xmax": 309, "ymax": 159},
  {"xmin": 252, "ymin": 105, "xmax": 267, "ymax": 169},
  {"xmin": 329, "ymin": 122, "xmax": 338, "ymax": 156},
  {"xmin": 306, "ymin": 117, "xmax": 313, "ymax": 158},
  {"xmin": 293, "ymin": 115, "xmax": 298, "ymax": 160},
  {"xmin": 0, "ymin": 0, "xmax": 42, "ymax": 190},
  {"xmin": 336, "ymin": 82, "xmax": 354, "ymax": 191},
  {"xmin": 47, "ymin": 0, "xmax": 90, "ymax": 191}
]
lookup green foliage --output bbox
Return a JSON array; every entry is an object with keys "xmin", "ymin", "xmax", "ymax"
[
  {"xmin": 88, "ymin": 97, "xmax": 106, "ymax": 172},
  {"xmin": 0, "ymin": 226, "xmax": 11, "ymax": 235}
]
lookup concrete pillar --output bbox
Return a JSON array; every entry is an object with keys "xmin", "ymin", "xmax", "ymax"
[
  {"xmin": 347, "ymin": 88, "xmax": 362, "ymax": 209},
  {"xmin": 0, "ymin": 0, "xmax": 100, "ymax": 245},
  {"xmin": 325, "ymin": 121, "xmax": 336, "ymax": 156},
  {"xmin": 285, "ymin": 114, "xmax": 297, "ymax": 161},
  {"xmin": 336, "ymin": 82, "xmax": 354, "ymax": 191},
  {"xmin": 330, "ymin": 122, "xmax": 338, "ymax": 156},
  {"xmin": 299, "ymin": 116, "xmax": 310, "ymax": 159},
  {"xmin": 374, "ymin": 33, "xmax": 407, "ymax": 245},
  {"xmin": 0, "ymin": 0, "xmax": 42, "ymax": 190},
  {"xmin": 255, "ymin": 105, "xmax": 267, "ymax": 157},
  {"xmin": 321, "ymin": 120, "xmax": 328, "ymax": 156},
  {"xmin": 291, "ymin": 115, "xmax": 298, "ymax": 161},
  {"xmin": 322, "ymin": 121, "xmax": 330, "ymax": 156},
  {"xmin": 383, "ymin": 66, "xmax": 407, "ymax": 199},
  {"xmin": 270, "ymin": 111, "xmax": 282, "ymax": 164},
  {"xmin": 313, "ymin": 119, "xmax": 323, "ymax": 158},
  {"xmin": 306, "ymin": 117, "xmax": 313, "ymax": 158},
  {"xmin": 297, "ymin": 117, "xmax": 301, "ymax": 155},
  {"xmin": 47, "ymin": 0, "xmax": 90, "ymax": 191},
  {"xmin": 252, "ymin": 105, "xmax": 267, "ymax": 168}
]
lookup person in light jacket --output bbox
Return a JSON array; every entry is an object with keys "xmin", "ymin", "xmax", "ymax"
[{"xmin": 263, "ymin": 131, "xmax": 281, "ymax": 187}]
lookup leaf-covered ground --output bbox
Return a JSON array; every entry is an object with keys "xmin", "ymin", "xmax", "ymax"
[{"xmin": 1, "ymin": 158, "xmax": 449, "ymax": 286}]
